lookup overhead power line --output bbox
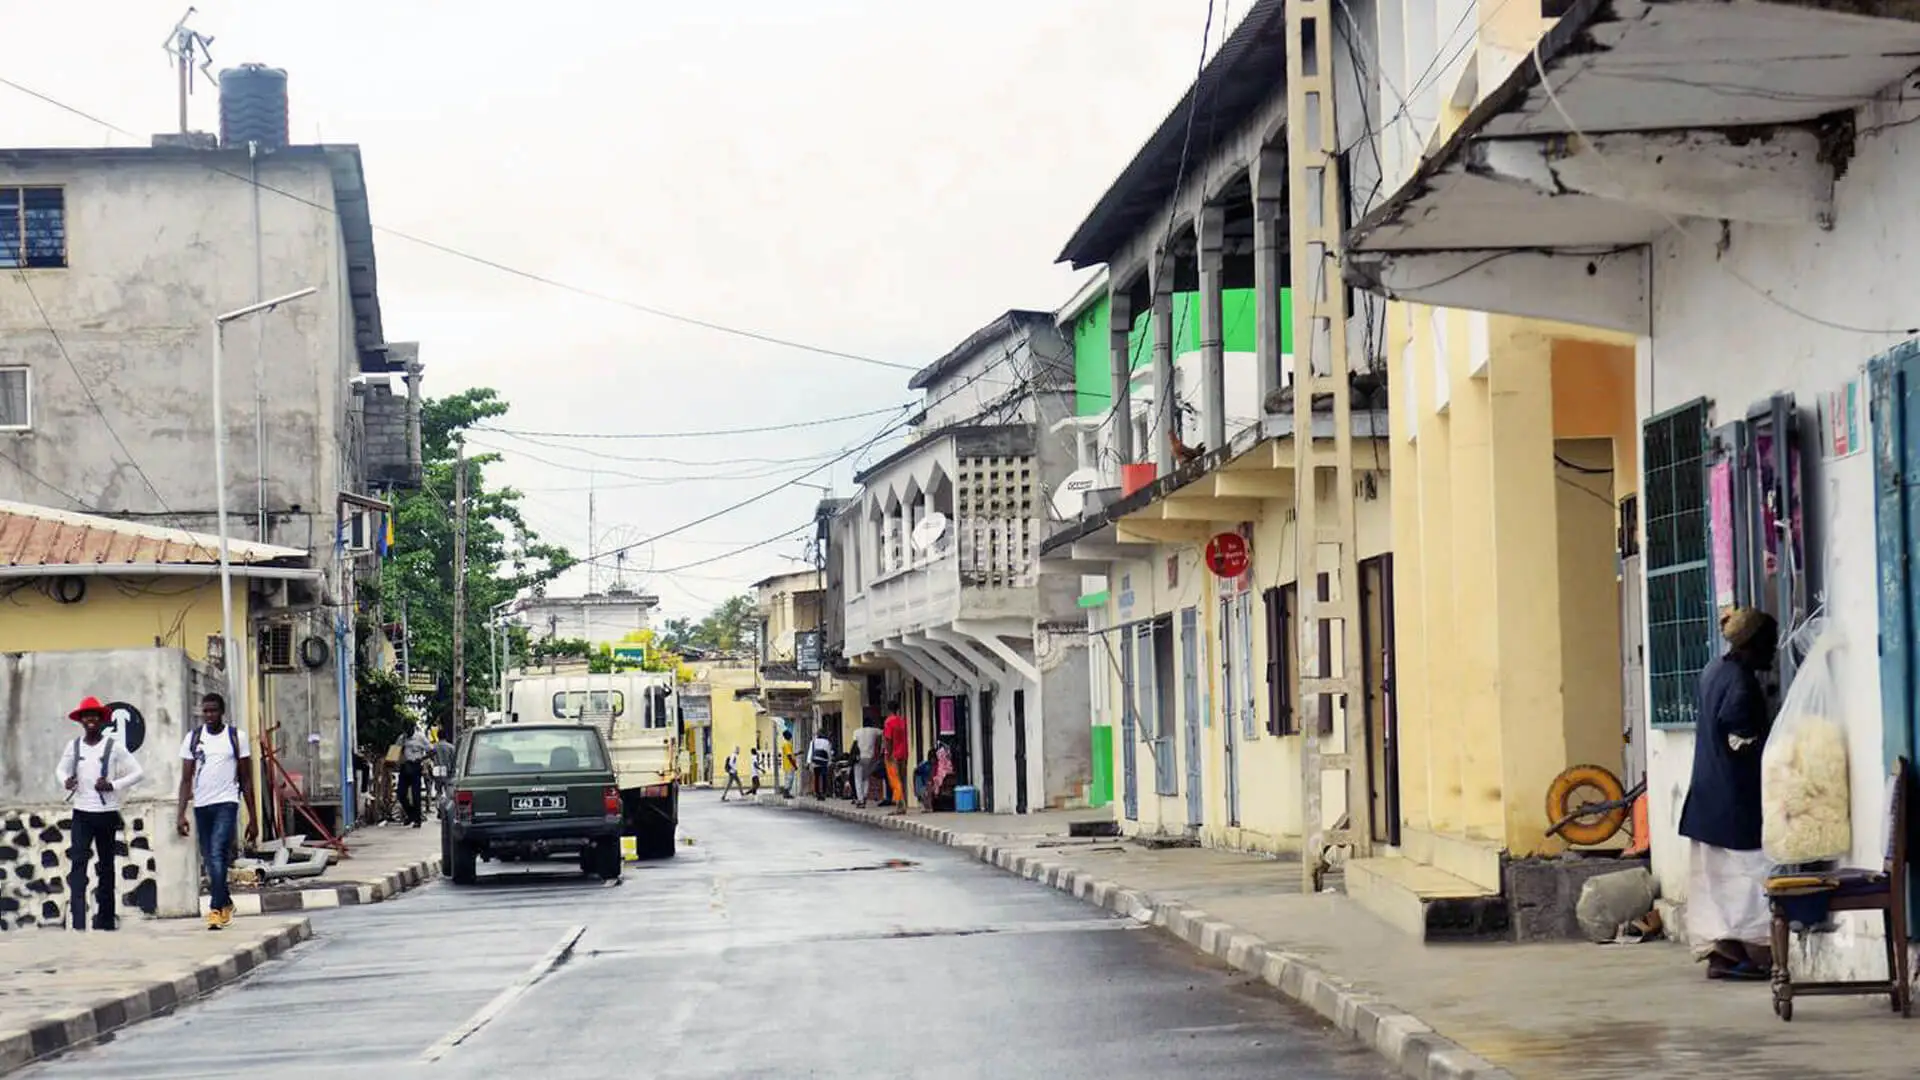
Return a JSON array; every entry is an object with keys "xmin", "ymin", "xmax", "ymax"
[
  {"xmin": 0, "ymin": 74, "xmax": 942, "ymax": 376},
  {"xmin": 473, "ymin": 404, "xmax": 910, "ymax": 441}
]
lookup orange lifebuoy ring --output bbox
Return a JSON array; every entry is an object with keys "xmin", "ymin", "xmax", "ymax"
[{"xmin": 1546, "ymin": 764, "xmax": 1629, "ymax": 847}]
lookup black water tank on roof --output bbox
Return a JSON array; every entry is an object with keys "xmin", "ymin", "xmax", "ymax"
[{"xmin": 219, "ymin": 64, "xmax": 289, "ymax": 150}]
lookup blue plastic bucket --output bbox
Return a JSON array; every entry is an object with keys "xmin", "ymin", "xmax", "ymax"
[{"xmin": 954, "ymin": 785, "xmax": 980, "ymax": 813}]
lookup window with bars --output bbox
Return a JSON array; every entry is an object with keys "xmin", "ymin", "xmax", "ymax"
[
  {"xmin": 0, "ymin": 188, "xmax": 66, "ymax": 269},
  {"xmin": 1643, "ymin": 398, "xmax": 1716, "ymax": 727},
  {"xmin": 0, "ymin": 367, "xmax": 28, "ymax": 429}
]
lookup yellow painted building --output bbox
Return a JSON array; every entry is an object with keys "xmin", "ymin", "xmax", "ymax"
[
  {"xmin": 1079, "ymin": 430, "xmax": 1394, "ymax": 854},
  {"xmin": 0, "ymin": 499, "xmax": 318, "ymax": 823}
]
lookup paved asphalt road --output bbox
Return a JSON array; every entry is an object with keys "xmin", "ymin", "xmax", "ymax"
[{"xmin": 22, "ymin": 794, "xmax": 1393, "ymax": 1080}]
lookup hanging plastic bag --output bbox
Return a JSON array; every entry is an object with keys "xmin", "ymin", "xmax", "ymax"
[{"xmin": 1760, "ymin": 620, "xmax": 1851, "ymax": 864}]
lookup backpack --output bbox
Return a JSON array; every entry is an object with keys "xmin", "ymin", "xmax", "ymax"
[
  {"xmin": 68, "ymin": 735, "xmax": 115, "ymax": 792},
  {"xmin": 190, "ymin": 723, "xmax": 240, "ymax": 763},
  {"xmin": 810, "ymin": 741, "xmax": 832, "ymax": 767}
]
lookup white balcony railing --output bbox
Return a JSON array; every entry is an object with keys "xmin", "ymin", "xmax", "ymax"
[{"xmin": 843, "ymin": 514, "xmax": 1035, "ymax": 656}]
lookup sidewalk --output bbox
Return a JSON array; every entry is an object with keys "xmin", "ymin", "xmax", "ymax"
[
  {"xmin": 0, "ymin": 916, "xmax": 309, "ymax": 1076},
  {"xmin": 784, "ymin": 799, "xmax": 1914, "ymax": 1080},
  {"xmin": 206, "ymin": 821, "xmax": 441, "ymax": 918}
]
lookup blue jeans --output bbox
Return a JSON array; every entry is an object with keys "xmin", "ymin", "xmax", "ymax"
[{"xmin": 194, "ymin": 802, "xmax": 239, "ymax": 911}]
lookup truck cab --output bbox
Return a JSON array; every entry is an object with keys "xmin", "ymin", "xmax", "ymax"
[{"xmin": 503, "ymin": 669, "xmax": 681, "ymax": 859}]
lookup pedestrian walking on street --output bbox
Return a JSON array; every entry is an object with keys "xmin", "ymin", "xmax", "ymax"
[
  {"xmin": 54, "ymin": 696, "xmax": 144, "ymax": 931},
  {"xmin": 781, "ymin": 730, "xmax": 800, "ymax": 799},
  {"xmin": 883, "ymin": 705, "xmax": 910, "ymax": 816},
  {"xmin": 432, "ymin": 732, "xmax": 455, "ymax": 802},
  {"xmin": 176, "ymin": 692, "xmax": 256, "ymax": 931},
  {"xmin": 1679, "ymin": 606, "xmax": 1780, "ymax": 981},
  {"xmin": 809, "ymin": 730, "xmax": 834, "ymax": 801},
  {"xmin": 851, "ymin": 719, "xmax": 882, "ymax": 808},
  {"xmin": 399, "ymin": 725, "xmax": 432, "ymax": 827},
  {"xmin": 721, "ymin": 747, "xmax": 746, "ymax": 801}
]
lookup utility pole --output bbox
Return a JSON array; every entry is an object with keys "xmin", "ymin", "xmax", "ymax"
[
  {"xmin": 586, "ymin": 472, "xmax": 597, "ymax": 595},
  {"xmin": 1287, "ymin": 0, "xmax": 1370, "ymax": 889},
  {"xmin": 451, "ymin": 435, "xmax": 469, "ymax": 741}
]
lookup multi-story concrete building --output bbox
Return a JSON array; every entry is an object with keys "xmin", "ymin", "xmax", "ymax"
[
  {"xmin": 516, "ymin": 586, "xmax": 661, "ymax": 650},
  {"xmin": 834, "ymin": 310, "xmax": 1093, "ymax": 813},
  {"xmin": 1342, "ymin": 0, "xmax": 1920, "ymax": 973},
  {"xmin": 0, "ymin": 81, "xmax": 420, "ymax": 825}
]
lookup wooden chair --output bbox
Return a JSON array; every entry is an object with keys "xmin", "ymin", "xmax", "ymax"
[{"xmin": 1765, "ymin": 757, "xmax": 1913, "ymax": 1021}]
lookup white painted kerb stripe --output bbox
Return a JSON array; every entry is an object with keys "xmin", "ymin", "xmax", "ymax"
[{"xmin": 421, "ymin": 924, "xmax": 587, "ymax": 1063}]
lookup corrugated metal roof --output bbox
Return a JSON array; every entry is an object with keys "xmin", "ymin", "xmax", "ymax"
[{"xmin": 0, "ymin": 500, "xmax": 308, "ymax": 568}]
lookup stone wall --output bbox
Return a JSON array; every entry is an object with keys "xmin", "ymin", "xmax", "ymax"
[{"xmin": 0, "ymin": 802, "xmax": 165, "ymax": 931}]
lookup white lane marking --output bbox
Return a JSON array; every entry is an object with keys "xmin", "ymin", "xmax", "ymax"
[{"xmin": 420, "ymin": 924, "xmax": 587, "ymax": 1063}]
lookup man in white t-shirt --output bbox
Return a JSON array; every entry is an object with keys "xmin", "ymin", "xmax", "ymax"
[
  {"xmin": 175, "ymin": 692, "xmax": 256, "ymax": 931},
  {"xmin": 851, "ymin": 720, "xmax": 882, "ymax": 808},
  {"xmin": 54, "ymin": 696, "xmax": 144, "ymax": 931}
]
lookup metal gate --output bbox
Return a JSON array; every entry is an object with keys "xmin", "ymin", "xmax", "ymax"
[
  {"xmin": 1218, "ymin": 596, "xmax": 1241, "ymax": 827},
  {"xmin": 1120, "ymin": 633, "xmax": 1138, "ymax": 821},
  {"xmin": 1181, "ymin": 607, "xmax": 1203, "ymax": 829}
]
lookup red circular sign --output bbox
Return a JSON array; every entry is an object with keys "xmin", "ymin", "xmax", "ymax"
[{"xmin": 1204, "ymin": 532, "xmax": 1249, "ymax": 578}]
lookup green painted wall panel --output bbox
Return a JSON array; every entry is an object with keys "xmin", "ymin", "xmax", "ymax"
[
  {"xmin": 1071, "ymin": 287, "xmax": 1295, "ymax": 417},
  {"xmin": 1090, "ymin": 724, "xmax": 1114, "ymax": 807}
]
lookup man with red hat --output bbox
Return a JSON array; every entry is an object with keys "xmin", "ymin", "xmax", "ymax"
[{"xmin": 53, "ymin": 696, "xmax": 145, "ymax": 931}]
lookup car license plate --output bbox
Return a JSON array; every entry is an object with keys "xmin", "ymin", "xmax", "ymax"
[{"xmin": 512, "ymin": 794, "xmax": 566, "ymax": 812}]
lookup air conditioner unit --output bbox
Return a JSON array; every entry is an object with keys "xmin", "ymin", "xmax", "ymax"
[{"xmin": 259, "ymin": 622, "xmax": 297, "ymax": 673}]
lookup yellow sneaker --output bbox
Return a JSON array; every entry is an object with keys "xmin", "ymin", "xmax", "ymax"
[
  {"xmin": 206, "ymin": 908, "xmax": 223, "ymax": 931},
  {"xmin": 218, "ymin": 905, "xmax": 235, "ymax": 929}
]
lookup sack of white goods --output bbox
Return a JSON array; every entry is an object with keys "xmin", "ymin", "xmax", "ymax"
[{"xmin": 1761, "ymin": 621, "xmax": 1851, "ymax": 864}]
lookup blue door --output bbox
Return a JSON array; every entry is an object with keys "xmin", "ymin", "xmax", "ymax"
[
  {"xmin": 1120, "ymin": 630, "xmax": 1139, "ymax": 821},
  {"xmin": 1868, "ymin": 343, "xmax": 1920, "ymax": 924},
  {"xmin": 1182, "ymin": 607, "xmax": 1204, "ymax": 829},
  {"xmin": 1871, "ymin": 342, "xmax": 1920, "ymax": 768},
  {"xmin": 1219, "ymin": 596, "xmax": 1242, "ymax": 827}
]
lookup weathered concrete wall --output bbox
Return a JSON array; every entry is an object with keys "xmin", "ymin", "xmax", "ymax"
[
  {"xmin": 0, "ymin": 647, "xmax": 213, "ymax": 926},
  {"xmin": 1639, "ymin": 95, "xmax": 1920, "ymax": 980},
  {"xmin": 1038, "ymin": 627, "xmax": 1091, "ymax": 808},
  {"xmin": 0, "ymin": 150, "xmax": 364, "ymax": 810}
]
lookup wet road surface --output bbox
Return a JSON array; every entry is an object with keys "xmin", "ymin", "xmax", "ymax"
[{"xmin": 22, "ymin": 794, "xmax": 1394, "ymax": 1079}]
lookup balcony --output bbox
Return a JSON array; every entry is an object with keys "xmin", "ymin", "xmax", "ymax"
[{"xmin": 844, "ymin": 514, "xmax": 1036, "ymax": 657}]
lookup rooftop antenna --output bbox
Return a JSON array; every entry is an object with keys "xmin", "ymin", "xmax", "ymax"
[{"xmin": 163, "ymin": 7, "xmax": 216, "ymax": 135}]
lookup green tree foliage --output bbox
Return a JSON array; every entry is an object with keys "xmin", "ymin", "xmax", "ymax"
[
  {"xmin": 354, "ymin": 666, "xmax": 419, "ymax": 757},
  {"xmin": 379, "ymin": 388, "xmax": 574, "ymax": 721},
  {"xmin": 694, "ymin": 594, "xmax": 758, "ymax": 653}
]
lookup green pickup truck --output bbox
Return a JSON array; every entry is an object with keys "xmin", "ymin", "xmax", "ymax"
[{"xmin": 441, "ymin": 723, "xmax": 625, "ymax": 884}]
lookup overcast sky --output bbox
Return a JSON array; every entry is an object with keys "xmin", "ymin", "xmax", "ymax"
[{"xmin": 3, "ymin": 1, "xmax": 1234, "ymax": 620}]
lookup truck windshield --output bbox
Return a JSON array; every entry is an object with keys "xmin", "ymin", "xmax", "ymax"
[{"xmin": 466, "ymin": 728, "xmax": 608, "ymax": 775}]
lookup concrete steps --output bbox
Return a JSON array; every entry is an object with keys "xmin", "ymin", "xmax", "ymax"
[{"xmin": 1344, "ymin": 855, "xmax": 1508, "ymax": 942}]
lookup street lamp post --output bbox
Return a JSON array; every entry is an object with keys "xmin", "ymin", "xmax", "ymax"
[{"xmin": 210, "ymin": 287, "xmax": 317, "ymax": 752}]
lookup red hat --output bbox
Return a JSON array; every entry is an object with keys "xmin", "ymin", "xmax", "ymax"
[{"xmin": 68, "ymin": 696, "xmax": 108, "ymax": 722}]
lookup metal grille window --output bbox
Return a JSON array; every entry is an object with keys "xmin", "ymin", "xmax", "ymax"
[
  {"xmin": 0, "ymin": 367, "xmax": 28, "ymax": 429},
  {"xmin": 1264, "ymin": 585, "xmax": 1295, "ymax": 735},
  {"xmin": 1643, "ymin": 398, "xmax": 1715, "ymax": 727},
  {"xmin": 0, "ymin": 188, "xmax": 66, "ymax": 269}
]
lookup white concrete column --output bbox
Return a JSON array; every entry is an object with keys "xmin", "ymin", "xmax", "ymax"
[
  {"xmin": 1108, "ymin": 287, "xmax": 1135, "ymax": 466},
  {"xmin": 1196, "ymin": 205, "xmax": 1228, "ymax": 449},
  {"xmin": 1252, "ymin": 147, "xmax": 1287, "ymax": 406},
  {"xmin": 1150, "ymin": 249, "xmax": 1176, "ymax": 474}
]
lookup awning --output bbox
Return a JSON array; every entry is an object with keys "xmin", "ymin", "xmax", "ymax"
[{"xmin": 1342, "ymin": 0, "xmax": 1920, "ymax": 334}]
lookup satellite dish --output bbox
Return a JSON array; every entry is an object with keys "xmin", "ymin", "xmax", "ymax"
[
  {"xmin": 911, "ymin": 512, "xmax": 949, "ymax": 550},
  {"xmin": 1049, "ymin": 467, "xmax": 1102, "ymax": 520}
]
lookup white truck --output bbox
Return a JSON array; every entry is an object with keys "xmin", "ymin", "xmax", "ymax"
[{"xmin": 501, "ymin": 668, "xmax": 681, "ymax": 858}]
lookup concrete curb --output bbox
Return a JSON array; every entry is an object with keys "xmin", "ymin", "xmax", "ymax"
[
  {"xmin": 783, "ymin": 799, "xmax": 1515, "ymax": 1080},
  {"xmin": 204, "ymin": 854, "xmax": 441, "ymax": 918},
  {"xmin": 0, "ymin": 918, "xmax": 313, "ymax": 1077}
]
